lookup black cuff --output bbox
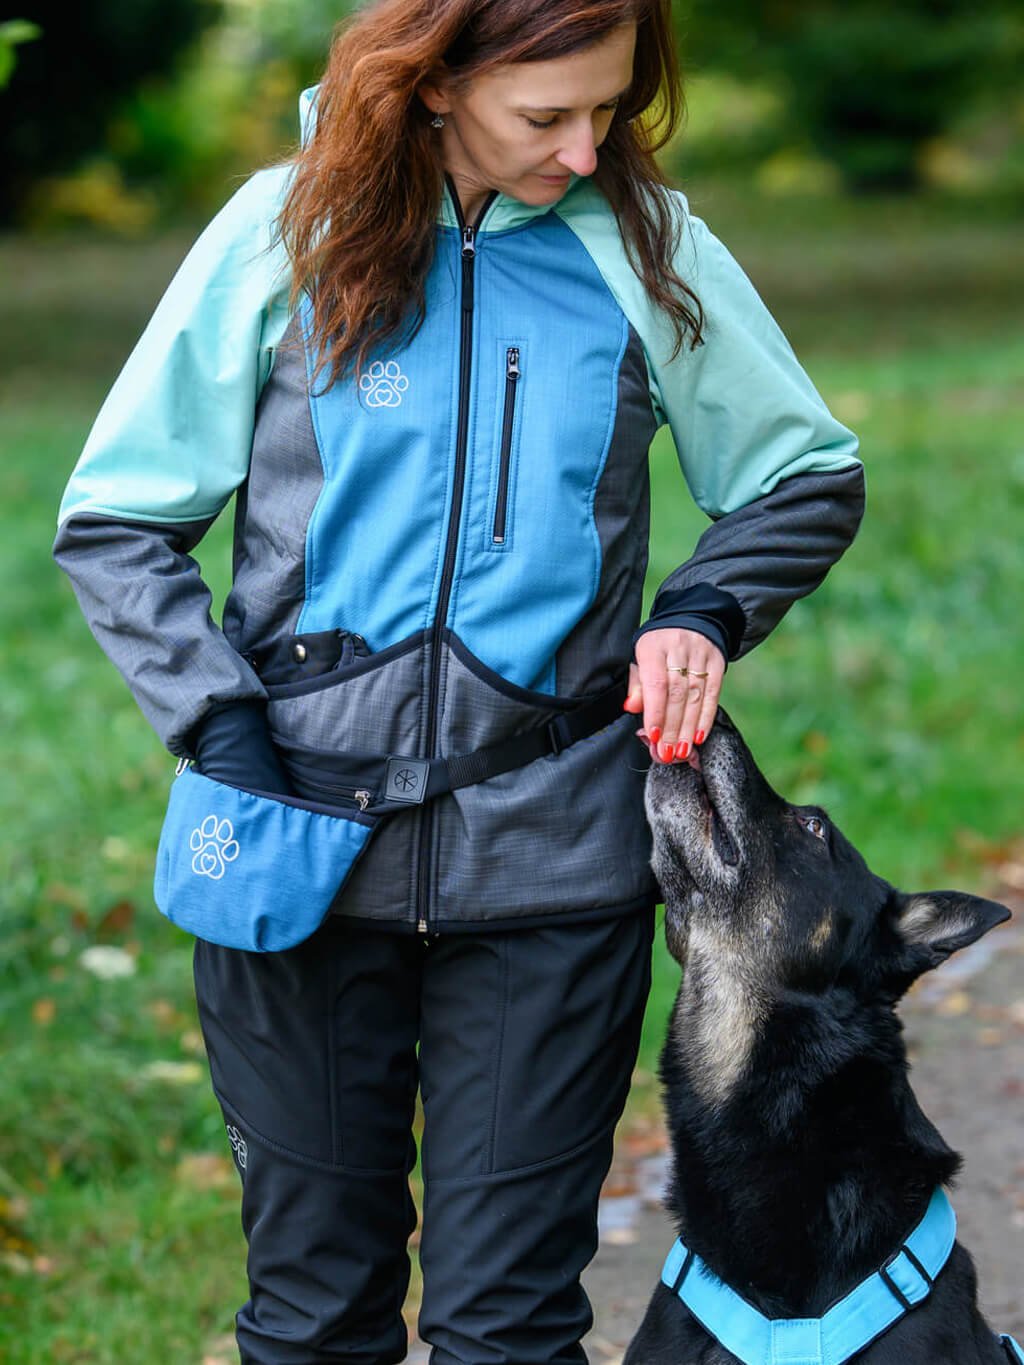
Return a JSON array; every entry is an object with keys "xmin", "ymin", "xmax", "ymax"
[
  {"xmin": 189, "ymin": 700, "xmax": 293, "ymax": 796},
  {"xmin": 632, "ymin": 584, "xmax": 746, "ymax": 664}
]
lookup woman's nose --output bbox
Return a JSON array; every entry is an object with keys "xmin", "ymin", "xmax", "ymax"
[{"xmin": 556, "ymin": 123, "xmax": 599, "ymax": 177}]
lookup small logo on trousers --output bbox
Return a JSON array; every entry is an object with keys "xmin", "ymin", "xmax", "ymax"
[
  {"xmin": 190, "ymin": 815, "xmax": 239, "ymax": 880},
  {"xmin": 360, "ymin": 360, "xmax": 409, "ymax": 408},
  {"xmin": 226, "ymin": 1123, "xmax": 248, "ymax": 1170}
]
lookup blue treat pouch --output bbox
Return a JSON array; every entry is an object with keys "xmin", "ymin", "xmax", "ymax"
[{"xmin": 154, "ymin": 767, "xmax": 376, "ymax": 951}]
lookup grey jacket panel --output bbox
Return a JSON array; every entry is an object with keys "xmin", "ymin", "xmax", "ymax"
[
  {"xmin": 433, "ymin": 646, "xmax": 655, "ymax": 918},
  {"xmin": 264, "ymin": 634, "xmax": 656, "ymax": 923},
  {"xmin": 651, "ymin": 464, "xmax": 867, "ymax": 659},
  {"xmin": 222, "ymin": 316, "xmax": 322, "ymax": 657},
  {"xmin": 53, "ymin": 513, "xmax": 267, "ymax": 753},
  {"xmin": 555, "ymin": 325, "xmax": 658, "ymax": 697}
]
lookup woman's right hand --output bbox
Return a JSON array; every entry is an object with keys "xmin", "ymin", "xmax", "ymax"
[{"xmin": 190, "ymin": 700, "xmax": 294, "ymax": 795}]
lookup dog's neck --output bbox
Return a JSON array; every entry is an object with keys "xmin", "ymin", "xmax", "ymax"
[{"xmin": 663, "ymin": 961, "xmax": 960, "ymax": 1319}]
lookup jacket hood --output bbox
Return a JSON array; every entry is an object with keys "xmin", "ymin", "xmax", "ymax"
[{"xmin": 298, "ymin": 84, "xmax": 585, "ymax": 234}]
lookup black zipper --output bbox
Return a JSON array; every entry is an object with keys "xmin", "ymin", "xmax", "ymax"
[
  {"xmin": 414, "ymin": 175, "xmax": 498, "ymax": 935},
  {"xmin": 492, "ymin": 346, "xmax": 520, "ymax": 544}
]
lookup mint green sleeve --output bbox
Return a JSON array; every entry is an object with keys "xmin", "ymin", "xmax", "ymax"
[
  {"xmin": 57, "ymin": 165, "xmax": 294, "ymax": 527},
  {"xmin": 650, "ymin": 201, "xmax": 861, "ymax": 517}
]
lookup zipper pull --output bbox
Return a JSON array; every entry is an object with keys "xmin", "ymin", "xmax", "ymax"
[
  {"xmin": 354, "ymin": 790, "xmax": 372, "ymax": 812},
  {"xmin": 461, "ymin": 225, "xmax": 476, "ymax": 259},
  {"xmin": 175, "ymin": 755, "xmax": 191, "ymax": 776},
  {"xmin": 506, "ymin": 346, "xmax": 520, "ymax": 380}
]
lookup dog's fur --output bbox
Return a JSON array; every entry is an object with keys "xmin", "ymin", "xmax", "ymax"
[{"xmin": 625, "ymin": 709, "xmax": 1013, "ymax": 1364}]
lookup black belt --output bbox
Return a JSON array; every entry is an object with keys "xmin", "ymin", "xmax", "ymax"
[{"xmin": 276, "ymin": 680, "xmax": 629, "ymax": 814}]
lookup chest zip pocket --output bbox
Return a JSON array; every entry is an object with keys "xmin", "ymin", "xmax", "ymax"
[{"xmin": 492, "ymin": 346, "xmax": 520, "ymax": 544}]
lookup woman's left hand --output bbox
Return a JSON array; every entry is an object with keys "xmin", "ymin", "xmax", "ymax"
[{"xmin": 622, "ymin": 628, "xmax": 725, "ymax": 764}]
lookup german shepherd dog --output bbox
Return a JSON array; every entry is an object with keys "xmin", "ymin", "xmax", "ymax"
[{"xmin": 626, "ymin": 709, "xmax": 1015, "ymax": 1364}]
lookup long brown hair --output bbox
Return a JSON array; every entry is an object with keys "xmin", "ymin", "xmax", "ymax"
[{"xmin": 278, "ymin": 0, "xmax": 702, "ymax": 390}]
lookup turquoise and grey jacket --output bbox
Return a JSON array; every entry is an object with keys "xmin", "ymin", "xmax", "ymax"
[{"xmin": 54, "ymin": 89, "xmax": 864, "ymax": 932}]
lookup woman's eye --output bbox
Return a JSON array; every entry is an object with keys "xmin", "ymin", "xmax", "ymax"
[
  {"xmin": 523, "ymin": 103, "xmax": 619, "ymax": 131},
  {"xmin": 800, "ymin": 815, "xmax": 827, "ymax": 841}
]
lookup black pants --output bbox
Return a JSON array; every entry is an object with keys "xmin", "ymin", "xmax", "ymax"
[{"xmin": 192, "ymin": 908, "xmax": 655, "ymax": 1365}]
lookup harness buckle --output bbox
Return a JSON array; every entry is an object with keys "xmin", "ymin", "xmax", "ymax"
[{"xmin": 878, "ymin": 1244, "xmax": 933, "ymax": 1312}]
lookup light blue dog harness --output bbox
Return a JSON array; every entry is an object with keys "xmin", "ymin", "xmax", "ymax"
[{"xmin": 661, "ymin": 1188, "xmax": 1024, "ymax": 1365}]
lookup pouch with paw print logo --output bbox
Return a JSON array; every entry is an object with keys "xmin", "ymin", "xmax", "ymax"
[{"xmin": 154, "ymin": 767, "xmax": 379, "ymax": 951}]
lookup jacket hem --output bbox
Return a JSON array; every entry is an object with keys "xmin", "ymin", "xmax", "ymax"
[{"xmin": 327, "ymin": 891, "xmax": 658, "ymax": 935}]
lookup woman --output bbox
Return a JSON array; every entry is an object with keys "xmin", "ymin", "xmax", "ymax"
[{"xmin": 54, "ymin": 1, "xmax": 865, "ymax": 1361}]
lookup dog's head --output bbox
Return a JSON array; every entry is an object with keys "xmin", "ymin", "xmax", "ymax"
[{"xmin": 645, "ymin": 708, "xmax": 1010, "ymax": 1004}]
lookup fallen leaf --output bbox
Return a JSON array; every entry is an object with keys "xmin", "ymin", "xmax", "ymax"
[
  {"xmin": 140, "ymin": 1060, "xmax": 203, "ymax": 1085},
  {"xmin": 976, "ymin": 1028, "xmax": 1004, "ymax": 1046},
  {"xmin": 176, "ymin": 1154, "xmax": 235, "ymax": 1192},
  {"xmin": 97, "ymin": 900, "xmax": 135, "ymax": 935},
  {"xmin": 32, "ymin": 998, "xmax": 56, "ymax": 1026},
  {"xmin": 935, "ymin": 990, "xmax": 971, "ymax": 1017}
]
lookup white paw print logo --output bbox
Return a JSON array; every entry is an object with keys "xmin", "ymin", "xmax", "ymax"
[
  {"xmin": 190, "ymin": 815, "xmax": 240, "ymax": 880},
  {"xmin": 359, "ymin": 359, "xmax": 410, "ymax": 408},
  {"xmin": 226, "ymin": 1122, "xmax": 247, "ymax": 1170}
]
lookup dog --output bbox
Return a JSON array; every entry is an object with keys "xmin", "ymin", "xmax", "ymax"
[{"xmin": 625, "ymin": 708, "xmax": 1018, "ymax": 1365}]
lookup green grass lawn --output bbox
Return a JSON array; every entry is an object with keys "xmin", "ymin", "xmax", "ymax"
[{"xmin": 2, "ymin": 185, "xmax": 1023, "ymax": 1361}]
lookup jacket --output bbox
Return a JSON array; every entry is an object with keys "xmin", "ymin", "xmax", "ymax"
[{"xmin": 53, "ymin": 88, "xmax": 865, "ymax": 935}]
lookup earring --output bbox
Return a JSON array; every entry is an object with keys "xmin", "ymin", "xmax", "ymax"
[{"xmin": 431, "ymin": 113, "xmax": 445, "ymax": 129}]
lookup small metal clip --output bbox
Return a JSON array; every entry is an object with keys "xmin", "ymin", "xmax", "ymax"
[
  {"xmin": 175, "ymin": 755, "xmax": 191, "ymax": 776},
  {"xmin": 354, "ymin": 790, "xmax": 371, "ymax": 812}
]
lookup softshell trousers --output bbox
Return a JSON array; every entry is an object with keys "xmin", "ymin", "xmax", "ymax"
[{"xmin": 192, "ymin": 905, "xmax": 655, "ymax": 1365}]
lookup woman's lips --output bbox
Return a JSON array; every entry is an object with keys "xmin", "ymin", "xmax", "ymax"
[{"xmin": 537, "ymin": 173, "xmax": 570, "ymax": 184}]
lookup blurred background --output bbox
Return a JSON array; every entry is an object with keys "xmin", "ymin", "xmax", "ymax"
[{"xmin": 1, "ymin": 2, "xmax": 1022, "ymax": 1361}]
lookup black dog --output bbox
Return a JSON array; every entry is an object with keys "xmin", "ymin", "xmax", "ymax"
[{"xmin": 626, "ymin": 709, "xmax": 1016, "ymax": 1365}]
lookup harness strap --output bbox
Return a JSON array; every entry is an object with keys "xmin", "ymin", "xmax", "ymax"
[
  {"xmin": 1002, "ymin": 1335, "xmax": 1024, "ymax": 1364},
  {"xmin": 661, "ymin": 1187, "xmax": 958, "ymax": 1365}
]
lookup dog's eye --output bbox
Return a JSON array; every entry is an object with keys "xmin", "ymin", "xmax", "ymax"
[{"xmin": 798, "ymin": 814, "xmax": 828, "ymax": 841}]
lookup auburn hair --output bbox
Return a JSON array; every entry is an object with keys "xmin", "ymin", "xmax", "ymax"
[{"xmin": 277, "ymin": 0, "xmax": 703, "ymax": 391}]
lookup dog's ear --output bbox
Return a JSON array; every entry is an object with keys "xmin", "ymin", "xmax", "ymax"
[
  {"xmin": 874, "ymin": 890, "xmax": 1011, "ymax": 999},
  {"xmin": 898, "ymin": 891, "xmax": 1010, "ymax": 958}
]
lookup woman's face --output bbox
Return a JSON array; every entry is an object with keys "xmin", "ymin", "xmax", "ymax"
[{"xmin": 424, "ymin": 22, "xmax": 637, "ymax": 213}]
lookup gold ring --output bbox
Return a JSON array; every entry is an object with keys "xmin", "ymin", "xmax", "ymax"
[
  {"xmin": 689, "ymin": 671, "xmax": 709, "ymax": 678},
  {"xmin": 666, "ymin": 666, "xmax": 688, "ymax": 675}
]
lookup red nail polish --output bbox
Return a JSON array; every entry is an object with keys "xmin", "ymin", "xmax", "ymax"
[
  {"xmin": 678, "ymin": 741, "xmax": 690, "ymax": 759},
  {"xmin": 695, "ymin": 730, "xmax": 705, "ymax": 745},
  {"xmin": 649, "ymin": 726, "xmax": 662, "ymax": 744},
  {"xmin": 661, "ymin": 743, "xmax": 675, "ymax": 762}
]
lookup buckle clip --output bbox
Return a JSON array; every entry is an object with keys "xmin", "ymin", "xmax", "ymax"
[
  {"xmin": 546, "ymin": 714, "xmax": 574, "ymax": 756},
  {"xmin": 879, "ymin": 1245, "xmax": 933, "ymax": 1313},
  {"xmin": 383, "ymin": 756, "xmax": 430, "ymax": 804}
]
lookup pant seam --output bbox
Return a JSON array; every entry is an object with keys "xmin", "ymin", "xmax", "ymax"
[
  {"xmin": 484, "ymin": 935, "xmax": 510, "ymax": 1175},
  {"xmin": 213, "ymin": 1084, "xmax": 409, "ymax": 1176},
  {"xmin": 425, "ymin": 1114, "xmax": 617, "ymax": 1187}
]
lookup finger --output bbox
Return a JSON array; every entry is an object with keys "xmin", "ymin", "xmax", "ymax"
[
  {"xmin": 659, "ymin": 660, "xmax": 691, "ymax": 757},
  {"xmin": 693, "ymin": 657, "xmax": 725, "ymax": 747},
  {"xmin": 622, "ymin": 662, "xmax": 644, "ymax": 714},
  {"xmin": 634, "ymin": 638, "xmax": 670, "ymax": 753}
]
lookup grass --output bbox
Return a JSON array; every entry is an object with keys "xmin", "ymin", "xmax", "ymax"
[{"xmin": 2, "ymin": 184, "xmax": 1023, "ymax": 1360}]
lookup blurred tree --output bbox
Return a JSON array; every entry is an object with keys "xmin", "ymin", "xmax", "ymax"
[
  {"xmin": 0, "ymin": 0, "xmax": 221, "ymax": 221},
  {"xmin": 675, "ymin": 0, "xmax": 1024, "ymax": 190},
  {"xmin": 0, "ymin": 17, "xmax": 39, "ymax": 88}
]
